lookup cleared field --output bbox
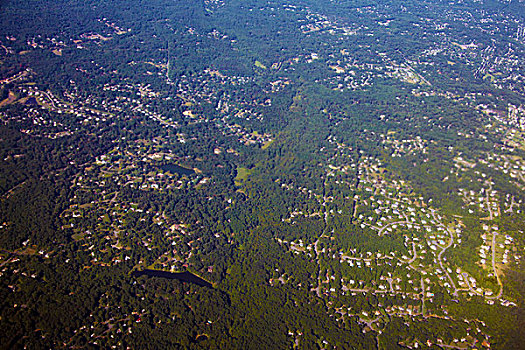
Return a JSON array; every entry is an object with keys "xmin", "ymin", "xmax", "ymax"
[
  {"xmin": 234, "ymin": 166, "xmax": 252, "ymax": 186},
  {"xmin": 0, "ymin": 91, "xmax": 17, "ymax": 107}
]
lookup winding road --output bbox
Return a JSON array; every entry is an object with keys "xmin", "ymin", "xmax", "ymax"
[
  {"xmin": 460, "ymin": 232, "xmax": 503, "ymax": 300},
  {"xmin": 489, "ymin": 231, "xmax": 503, "ymax": 299},
  {"xmin": 377, "ymin": 220, "xmax": 408, "ymax": 236},
  {"xmin": 407, "ymin": 242, "xmax": 418, "ymax": 264},
  {"xmin": 431, "ymin": 210, "xmax": 458, "ymax": 297}
]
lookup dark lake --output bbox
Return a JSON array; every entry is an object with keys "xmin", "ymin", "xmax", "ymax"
[
  {"xmin": 132, "ymin": 269, "xmax": 212, "ymax": 287},
  {"xmin": 25, "ymin": 97, "xmax": 38, "ymax": 106},
  {"xmin": 159, "ymin": 164, "xmax": 195, "ymax": 176}
]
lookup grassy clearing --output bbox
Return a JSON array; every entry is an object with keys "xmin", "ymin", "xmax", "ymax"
[
  {"xmin": 0, "ymin": 91, "xmax": 17, "ymax": 108},
  {"xmin": 262, "ymin": 139, "xmax": 274, "ymax": 150},
  {"xmin": 254, "ymin": 60, "xmax": 267, "ymax": 69},
  {"xmin": 72, "ymin": 232, "xmax": 85, "ymax": 241},
  {"xmin": 234, "ymin": 166, "xmax": 252, "ymax": 186}
]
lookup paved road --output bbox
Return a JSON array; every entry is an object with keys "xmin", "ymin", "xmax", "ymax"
[
  {"xmin": 431, "ymin": 210, "xmax": 458, "ymax": 297},
  {"xmin": 2, "ymin": 180, "xmax": 28, "ymax": 199},
  {"xmin": 313, "ymin": 238, "xmax": 322, "ymax": 297},
  {"xmin": 462, "ymin": 232, "xmax": 504, "ymax": 300},
  {"xmin": 386, "ymin": 277, "xmax": 395, "ymax": 293},
  {"xmin": 490, "ymin": 232, "xmax": 503, "ymax": 299},
  {"xmin": 485, "ymin": 185, "xmax": 493, "ymax": 220},
  {"xmin": 407, "ymin": 242, "xmax": 417, "ymax": 264},
  {"xmin": 342, "ymin": 287, "xmax": 369, "ymax": 293},
  {"xmin": 0, "ymin": 254, "xmax": 15, "ymax": 268},
  {"xmin": 420, "ymin": 277, "xmax": 426, "ymax": 315},
  {"xmin": 0, "ymin": 70, "xmax": 28, "ymax": 84},
  {"xmin": 378, "ymin": 220, "xmax": 408, "ymax": 236}
]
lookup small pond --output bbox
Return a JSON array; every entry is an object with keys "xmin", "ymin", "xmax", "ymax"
[{"xmin": 159, "ymin": 164, "xmax": 195, "ymax": 176}]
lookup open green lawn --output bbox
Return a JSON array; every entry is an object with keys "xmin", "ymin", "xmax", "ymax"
[{"xmin": 234, "ymin": 166, "xmax": 252, "ymax": 186}]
